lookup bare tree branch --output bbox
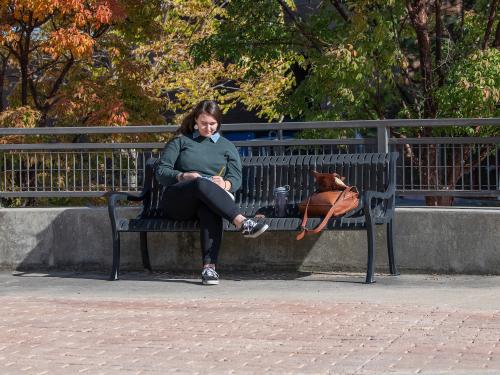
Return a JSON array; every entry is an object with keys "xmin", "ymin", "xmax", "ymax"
[
  {"xmin": 482, "ymin": 0, "xmax": 499, "ymax": 49},
  {"xmin": 92, "ymin": 25, "xmax": 110, "ymax": 39},
  {"xmin": 28, "ymin": 77, "xmax": 41, "ymax": 109},
  {"xmin": 4, "ymin": 43, "xmax": 21, "ymax": 61},
  {"xmin": 276, "ymin": 0, "xmax": 325, "ymax": 52},
  {"xmin": 47, "ymin": 56, "xmax": 74, "ymax": 100},
  {"xmin": 329, "ymin": 0, "xmax": 350, "ymax": 22}
]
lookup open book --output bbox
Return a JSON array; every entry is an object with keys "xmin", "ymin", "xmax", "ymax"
[{"xmin": 225, "ymin": 190, "xmax": 235, "ymax": 201}]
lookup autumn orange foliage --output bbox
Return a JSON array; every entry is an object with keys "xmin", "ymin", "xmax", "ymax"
[{"xmin": 0, "ymin": 0, "xmax": 128, "ymax": 126}]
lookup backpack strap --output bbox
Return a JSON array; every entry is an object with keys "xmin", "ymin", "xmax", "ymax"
[{"xmin": 296, "ymin": 197, "xmax": 311, "ymax": 240}]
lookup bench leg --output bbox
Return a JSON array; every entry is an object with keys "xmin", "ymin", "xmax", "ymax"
[
  {"xmin": 365, "ymin": 222, "xmax": 376, "ymax": 284},
  {"xmin": 109, "ymin": 232, "xmax": 121, "ymax": 281},
  {"xmin": 140, "ymin": 232, "xmax": 152, "ymax": 273},
  {"xmin": 387, "ymin": 220, "xmax": 400, "ymax": 276}
]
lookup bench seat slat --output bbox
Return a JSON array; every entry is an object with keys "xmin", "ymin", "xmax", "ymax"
[{"xmin": 120, "ymin": 215, "xmax": 391, "ymax": 233}]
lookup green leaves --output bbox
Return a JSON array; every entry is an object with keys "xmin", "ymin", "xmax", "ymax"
[
  {"xmin": 436, "ymin": 49, "xmax": 500, "ymax": 119},
  {"xmin": 434, "ymin": 49, "xmax": 500, "ymax": 137}
]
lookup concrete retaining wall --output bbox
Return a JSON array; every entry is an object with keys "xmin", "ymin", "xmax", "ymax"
[{"xmin": 0, "ymin": 207, "xmax": 499, "ymax": 274}]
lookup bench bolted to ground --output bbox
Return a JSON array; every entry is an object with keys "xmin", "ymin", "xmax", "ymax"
[{"xmin": 107, "ymin": 152, "xmax": 399, "ymax": 283}]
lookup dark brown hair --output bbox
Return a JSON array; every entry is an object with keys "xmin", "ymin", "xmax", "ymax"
[{"xmin": 177, "ymin": 100, "xmax": 222, "ymax": 135}]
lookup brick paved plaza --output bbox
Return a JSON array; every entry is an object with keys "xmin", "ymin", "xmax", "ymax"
[{"xmin": 1, "ymin": 271, "xmax": 500, "ymax": 374}]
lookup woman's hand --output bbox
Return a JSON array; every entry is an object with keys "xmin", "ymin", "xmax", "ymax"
[
  {"xmin": 211, "ymin": 176, "xmax": 226, "ymax": 190},
  {"xmin": 182, "ymin": 172, "xmax": 202, "ymax": 181}
]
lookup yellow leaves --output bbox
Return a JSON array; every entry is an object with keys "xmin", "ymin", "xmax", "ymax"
[
  {"xmin": 0, "ymin": 106, "xmax": 40, "ymax": 129},
  {"xmin": 491, "ymin": 88, "xmax": 500, "ymax": 103},
  {"xmin": 285, "ymin": 0, "xmax": 297, "ymax": 10},
  {"xmin": 460, "ymin": 79, "xmax": 471, "ymax": 90},
  {"xmin": 325, "ymin": 45, "xmax": 359, "ymax": 62},
  {"xmin": 9, "ymin": 0, "xmax": 58, "ymax": 23},
  {"xmin": 482, "ymin": 88, "xmax": 491, "ymax": 100},
  {"xmin": 107, "ymin": 46, "xmax": 121, "ymax": 58},
  {"xmin": 0, "ymin": 106, "xmax": 41, "ymax": 144},
  {"xmin": 3, "ymin": 30, "xmax": 20, "ymax": 44},
  {"xmin": 345, "ymin": 44, "xmax": 358, "ymax": 58},
  {"xmin": 339, "ymin": 88, "xmax": 355, "ymax": 103},
  {"xmin": 73, "ymin": 12, "xmax": 87, "ymax": 27},
  {"xmin": 237, "ymin": 58, "xmax": 296, "ymax": 121},
  {"xmin": 400, "ymin": 56, "xmax": 409, "ymax": 69}
]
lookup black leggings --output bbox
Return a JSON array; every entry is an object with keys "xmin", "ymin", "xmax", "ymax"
[{"xmin": 160, "ymin": 178, "xmax": 240, "ymax": 265}]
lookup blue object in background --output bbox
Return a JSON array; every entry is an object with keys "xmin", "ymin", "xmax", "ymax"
[
  {"xmin": 224, "ymin": 130, "xmax": 299, "ymax": 157},
  {"xmin": 223, "ymin": 131, "xmax": 256, "ymax": 141},
  {"xmin": 223, "ymin": 131, "xmax": 257, "ymax": 156}
]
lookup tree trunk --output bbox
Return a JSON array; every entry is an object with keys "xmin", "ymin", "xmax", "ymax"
[
  {"xmin": 418, "ymin": 144, "xmax": 450, "ymax": 205},
  {"xmin": 493, "ymin": 19, "xmax": 500, "ymax": 48},
  {"xmin": 0, "ymin": 54, "xmax": 8, "ymax": 112},
  {"xmin": 330, "ymin": 0, "xmax": 350, "ymax": 22},
  {"xmin": 425, "ymin": 196, "xmax": 454, "ymax": 206},
  {"xmin": 20, "ymin": 56, "xmax": 28, "ymax": 106},
  {"xmin": 482, "ymin": 0, "xmax": 499, "ymax": 49},
  {"xmin": 435, "ymin": 0, "xmax": 444, "ymax": 86},
  {"xmin": 38, "ymin": 111, "xmax": 49, "ymax": 127},
  {"xmin": 406, "ymin": 0, "xmax": 437, "ymax": 118},
  {"xmin": 419, "ymin": 143, "xmax": 491, "ymax": 206},
  {"xmin": 19, "ymin": 28, "xmax": 32, "ymax": 106},
  {"xmin": 406, "ymin": 1, "xmax": 444, "ymax": 204}
]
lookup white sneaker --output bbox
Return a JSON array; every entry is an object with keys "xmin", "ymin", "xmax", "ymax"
[
  {"xmin": 241, "ymin": 219, "xmax": 269, "ymax": 238},
  {"xmin": 201, "ymin": 267, "xmax": 219, "ymax": 285}
]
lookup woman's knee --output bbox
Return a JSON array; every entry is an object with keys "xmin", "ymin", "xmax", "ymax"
[
  {"xmin": 193, "ymin": 177, "xmax": 213, "ymax": 192},
  {"xmin": 192, "ymin": 177, "xmax": 220, "ymax": 200}
]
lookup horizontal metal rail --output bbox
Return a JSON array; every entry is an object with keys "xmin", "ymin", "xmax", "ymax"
[
  {"xmin": 0, "ymin": 139, "xmax": 376, "ymax": 151},
  {"xmin": 1, "ymin": 117, "xmax": 500, "ymax": 135},
  {"xmin": 1, "ymin": 137, "xmax": 497, "ymax": 151}
]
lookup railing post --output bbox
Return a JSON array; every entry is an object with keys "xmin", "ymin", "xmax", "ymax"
[
  {"xmin": 377, "ymin": 125, "xmax": 389, "ymax": 153},
  {"xmin": 278, "ymin": 129, "xmax": 284, "ymax": 155}
]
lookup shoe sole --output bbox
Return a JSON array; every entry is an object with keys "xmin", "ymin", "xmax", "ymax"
[
  {"xmin": 202, "ymin": 279, "xmax": 219, "ymax": 285},
  {"xmin": 243, "ymin": 224, "xmax": 269, "ymax": 238}
]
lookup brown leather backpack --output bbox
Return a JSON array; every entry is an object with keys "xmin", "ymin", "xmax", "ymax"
[{"xmin": 296, "ymin": 171, "xmax": 359, "ymax": 240}]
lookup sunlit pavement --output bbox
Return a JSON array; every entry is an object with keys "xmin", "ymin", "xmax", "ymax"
[{"xmin": 1, "ymin": 271, "xmax": 500, "ymax": 374}]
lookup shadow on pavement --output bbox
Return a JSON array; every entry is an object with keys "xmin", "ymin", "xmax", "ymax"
[{"xmin": 10, "ymin": 269, "xmax": 375, "ymax": 285}]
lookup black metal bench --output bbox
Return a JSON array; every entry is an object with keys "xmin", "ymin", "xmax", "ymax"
[{"xmin": 107, "ymin": 152, "xmax": 399, "ymax": 283}]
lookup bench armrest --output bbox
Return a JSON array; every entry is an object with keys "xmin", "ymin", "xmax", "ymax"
[
  {"xmin": 363, "ymin": 182, "xmax": 396, "ymax": 221},
  {"xmin": 107, "ymin": 191, "xmax": 147, "ymax": 234},
  {"xmin": 364, "ymin": 186, "xmax": 395, "ymax": 201}
]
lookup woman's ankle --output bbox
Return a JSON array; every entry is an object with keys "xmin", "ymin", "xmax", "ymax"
[{"xmin": 233, "ymin": 214, "xmax": 246, "ymax": 230}]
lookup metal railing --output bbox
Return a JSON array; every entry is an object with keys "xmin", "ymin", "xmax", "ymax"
[{"xmin": 0, "ymin": 119, "xmax": 499, "ymax": 199}]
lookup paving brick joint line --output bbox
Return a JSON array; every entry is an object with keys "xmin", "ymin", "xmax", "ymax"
[{"xmin": 1, "ymin": 295, "xmax": 500, "ymax": 375}]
